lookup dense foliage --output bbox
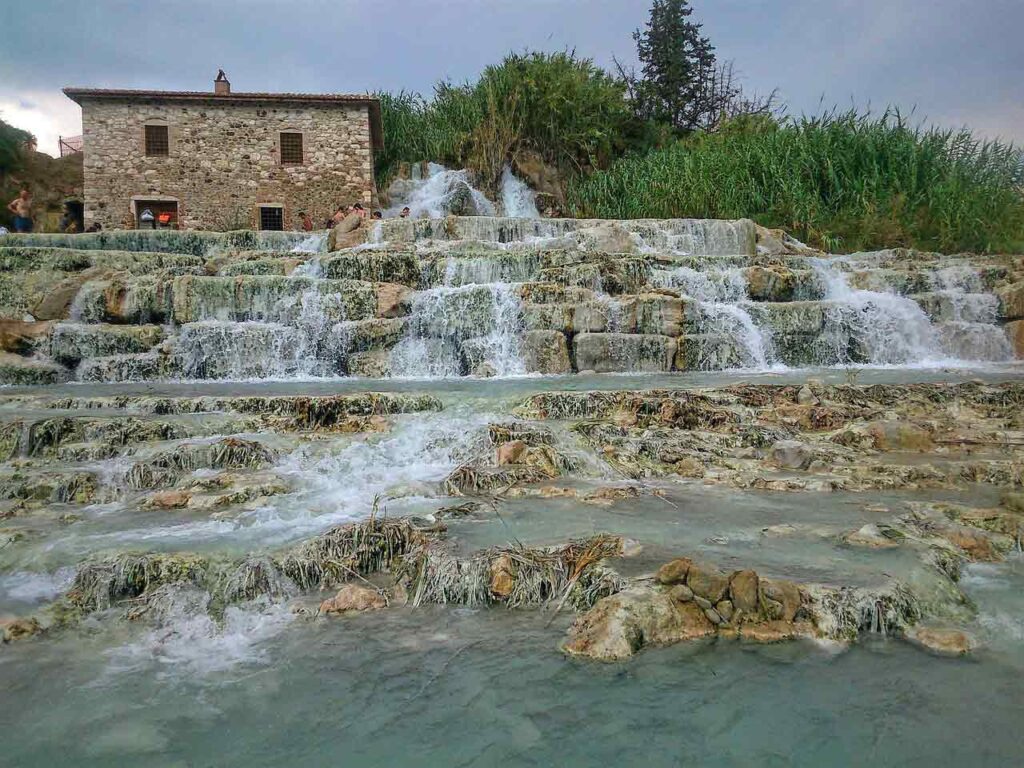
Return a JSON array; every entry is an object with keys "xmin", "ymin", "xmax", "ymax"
[
  {"xmin": 375, "ymin": 51, "xmax": 635, "ymax": 186},
  {"xmin": 566, "ymin": 110, "xmax": 1024, "ymax": 253},
  {"xmin": 625, "ymin": 0, "xmax": 720, "ymax": 131}
]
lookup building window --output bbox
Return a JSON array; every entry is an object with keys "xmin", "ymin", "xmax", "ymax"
[
  {"xmin": 145, "ymin": 124, "xmax": 169, "ymax": 156},
  {"xmin": 280, "ymin": 132, "xmax": 303, "ymax": 165},
  {"xmin": 259, "ymin": 205, "xmax": 283, "ymax": 231}
]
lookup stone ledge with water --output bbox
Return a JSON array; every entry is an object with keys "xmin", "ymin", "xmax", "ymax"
[{"xmin": 2, "ymin": 179, "xmax": 1024, "ymax": 764}]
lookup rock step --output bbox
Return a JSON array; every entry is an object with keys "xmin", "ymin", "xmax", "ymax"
[
  {"xmin": 0, "ymin": 229, "xmax": 317, "ymax": 256},
  {"xmin": 376, "ymin": 216, "xmax": 757, "ymax": 256}
]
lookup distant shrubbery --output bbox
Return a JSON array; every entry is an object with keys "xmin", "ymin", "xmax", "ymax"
[
  {"xmin": 567, "ymin": 110, "xmax": 1024, "ymax": 253},
  {"xmin": 374, "ymin": 2, "xmax": 1024, "ymax": 254},
  {"xmin": 375, "ymin": 51, "xmax": 636, "ymax": 187}
]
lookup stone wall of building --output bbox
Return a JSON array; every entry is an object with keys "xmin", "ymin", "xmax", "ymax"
[{"xmin": 80, "ymin": 98, "xmax": 376, "ymax": 231}]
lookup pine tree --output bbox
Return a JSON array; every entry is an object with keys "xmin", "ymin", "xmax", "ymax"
[{"xmin": 632, "ymin": 0, "xmax": 719, "ymax": 131}]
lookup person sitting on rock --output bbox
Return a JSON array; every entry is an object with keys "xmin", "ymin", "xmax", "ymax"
[
  {"xmin": 371, "ymin": 210, "xmax": 383, "ymax": 220},
  {"xmin": 299, "ymin": 211, "xmax": 314, "ymax": 231},
  {"xmin": 328, "ymin": 205, "xmax": 347, "ymax": 228},
  {"xmin": 400, "ymin": 206, "xmax": 411, "ymax": 218}
]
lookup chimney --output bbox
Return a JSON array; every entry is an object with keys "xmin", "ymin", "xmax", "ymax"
[{"xmin": 214, "ymin": 69, "xmax": 230, "ymax": 95}]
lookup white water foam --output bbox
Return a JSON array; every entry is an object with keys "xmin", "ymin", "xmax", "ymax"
[
  {"xmin": 389, "ymin": 283, "xmax": 526, "ymax": 377},
  {"xmin": 387, "ymin": 163, "xmax": 497, "ymax": 219},
  {"xmin": 652, "ymin": 266, "xmax": 774, "ymax": 369},
  {"xmin": 810, "ymin": 257, "xmax": 1010, "ymax": 366},
  {"xmin": 500, "ymin": 165, "xmax": 540, "ymax": 218}
]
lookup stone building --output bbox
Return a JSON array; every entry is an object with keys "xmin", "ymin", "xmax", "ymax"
[{"xmin": 63, "ymin": 73, "xmax": 382, "ymax": 231}]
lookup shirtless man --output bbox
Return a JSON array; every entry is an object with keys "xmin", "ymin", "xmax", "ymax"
[{"xmin": 6, "ymin": 188, "xmax": 33, "ymax": 233}]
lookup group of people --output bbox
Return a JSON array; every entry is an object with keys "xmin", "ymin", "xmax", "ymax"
[{"xmin": 295, "ymin": 203, "xmax": 413, "ymax": 232}]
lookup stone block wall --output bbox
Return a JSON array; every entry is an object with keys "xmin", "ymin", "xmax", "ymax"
[{"xmin": 80, "ymin": 98, "xmax": 376, "ymax": 230}]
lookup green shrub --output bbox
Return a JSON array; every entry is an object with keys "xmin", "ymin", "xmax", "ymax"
[
  {"xmin": 567, "ymin": 109, "xmax": 1024, "ymax": 253},
  {"xmin": 376, "ymin": 51, "xmax": 636, "ymax": 188}
]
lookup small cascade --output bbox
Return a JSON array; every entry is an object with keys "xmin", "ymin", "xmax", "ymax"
[
  {"xmin": 811, "ymin": 258, "xmax": 941, "ymax": 365},
  {"xmin": 500, "ymin": 165, "xmax": 540, "ymax": 218},
  {"xmin": 389, "ymin": 283, "xmax": 526, "ymax": 377},
  {"xmin": 387, "ymin": 163, "xmax": 497, "ymax": 219},
  {"xmin": 810, "ymin": 258, "xmax": 1011, "ymax": 365},
  {"xmin": 652, "ymin": 266, "xmax": 773, "ymax": 369},
  {"xmin": 290, "ymin": 233, "xmax": 327, "ymax": 254}
]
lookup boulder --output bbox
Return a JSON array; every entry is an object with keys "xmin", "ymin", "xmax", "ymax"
[
  {"xmin": 865, "ymin": 420, "xmax": 933, "ymax": 452},
  {"xmin": 0, "ymin": 320, "xmax": 54, "ymax": 355},
  {"xmin": 562, "ymin": 587, "xmax": 714, "ymax": 660},
  {"xmin": 686, "ymin": 563, "xmax": 730, "ymax": 604},
  {"xmin": 447, "ymin": 181, "xmax": 482, "ymax": 216},
  {"xmin": 489, "ymin": 553, "xmax": 515, "ymax": 598},
  {"xmin": 374, "ymin": 283, "xmax": 412, "ymax": 319},
  {"xmin": 744, "ymin": 266, "xmax": 796, "ymax": 302},
  {"xmin": 327, "ymin": 213, "xmax": 366, "ymax": 252},
  {"xmin": 319, "ymin": 584, "xmax": 388, "ymax": 614},
  {"xmin": 496, "ymin": 440, "xmax": 528, "ymax": 466},
  {"xmin": 522, "ymin": 330, "xmax": 571, "ymax": 374},
  {"xmin": 906, "ymin": 626, "xmax": 974, "ymax": 656},
  {"xmin": 1, "ymin": 616, "xmax": 41, "ymax": 643},
  {"xmin": 759, "ymin": 578, "xmax": 802, "ymax": 622},
  {"xmin": 574, "ymin": 332, "xmax": 676, "ymax": 373},
  {"xmin": 843, "ymin": 524, "xmax": 900, "ymax": 549},
  {"xmin": 768, "ymin": 440, "xmax": 815, "ymax": 470},
  {"xmin": 655, "ymin": 557, "xmax": 692, "ymax": 585},
  {"xmin": 729, "ymin": 570, "xmax": 760, "ymax": 614}
]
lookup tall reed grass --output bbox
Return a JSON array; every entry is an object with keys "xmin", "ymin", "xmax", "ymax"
[
  {"xmin": 376, "ymin": 51, "xmax": 634, "ymax": 188},
  {"xmin": 566, "ymin": 109, "xmax": 1024, "ymax": 253}
]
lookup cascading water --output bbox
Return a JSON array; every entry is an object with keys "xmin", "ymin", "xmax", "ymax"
[
  {"xmin": 811, "ymin": 258, "xmax": 941, "ymax": 365},
  {"xmin": 500, "ymin": 165, "xmax": 540, "ymax": 218},
  {"xmin": 652, "ymin": 265, "xmax": 774, "ymax": 369},
  {"xmin": 389, "ymin": 283, "xmax": 526, "ymax": 377},
  {"xmin": 809, "ymin": 257, "xmax": 1011, "ymax": 365},
  {"xmin": 386, "ymin": 163, "xmax": 497, "ymax": 219}
]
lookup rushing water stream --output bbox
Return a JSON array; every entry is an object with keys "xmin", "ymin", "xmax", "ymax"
[{"xmin": 1, "ymin": 196, "xmax": 1022, "ymax": 765}]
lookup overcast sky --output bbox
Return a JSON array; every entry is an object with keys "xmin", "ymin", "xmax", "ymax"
[{"xmin": 1, "ymin": 0, "xmax": 1021, "ymax": 156}]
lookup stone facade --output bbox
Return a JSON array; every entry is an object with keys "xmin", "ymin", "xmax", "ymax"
[{"xmin": 66, "ymin": 87, "xmax": 380, "ymax": 231}]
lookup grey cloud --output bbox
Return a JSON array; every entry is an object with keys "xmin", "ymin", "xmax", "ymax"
[{"xmin": 0, "ymin": 0, "xmax": 1021, "ymax": 141}]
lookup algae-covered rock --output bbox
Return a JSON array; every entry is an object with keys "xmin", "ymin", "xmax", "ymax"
[
  {"xmin": 50, "ymin": 323, "xmax": 163, "ymax": 365},
  {"xmin": 522, "ymin": 330, "xmax": 571, "ymax": 374},
  {"xmin": 574, "ymin": 333, "xmax": 676, "ymax": 373},
  {"xmin": 0, "ymin": 352, "xmax": 69, "ymax": 385},
  {"xmin": 322, "ymin": 250, "xmax": 421, "ymax": 286}
]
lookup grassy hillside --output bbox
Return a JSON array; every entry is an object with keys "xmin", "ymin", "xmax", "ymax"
[{"xmin": 565, "ymin": 111, "xmax": 1024, "ymax": 253}]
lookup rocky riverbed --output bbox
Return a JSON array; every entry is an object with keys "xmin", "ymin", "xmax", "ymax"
[{"xmin": 1, "ymin": 219, "xmax": 1022, "ymax": 765}]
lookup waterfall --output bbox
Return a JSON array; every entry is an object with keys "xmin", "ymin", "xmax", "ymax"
[
  {"xmin": 290, "ymin": 233, "xmax": 327, "ymax": 254},
  {"xmin": 388, "ymin": 283, "xmax": 526, "ymax": 377},
  {"xmin": 386, "ymin": 163, "xmax": 497, "ymax": 219},
  {"xmin": 500, "ymin": 165, "xmax": 540, "ymax": 218},
  {"xmin": 652, "ymin": 266, "xmax": 773, "ymax": 369},
  {"xmin": 810, "ymin": 258, "xmax": 943, "ymax": 365}
]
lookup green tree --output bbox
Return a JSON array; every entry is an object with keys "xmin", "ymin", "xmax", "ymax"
[
  {"xmin": 0, "ymin": 117, "xmax": 32, "ymax": 185},
  {"xmin": 628, "ymin": 0, "xmax": 722, "ymax": 132}
]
